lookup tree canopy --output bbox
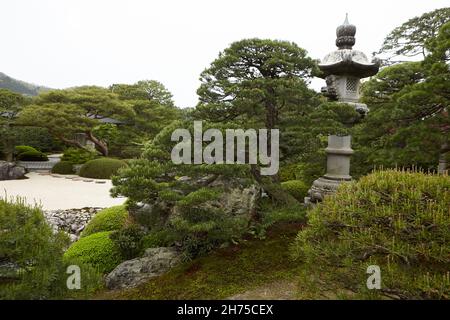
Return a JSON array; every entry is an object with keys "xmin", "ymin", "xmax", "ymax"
[{"xmin": 378, "ymin": 7, "xmax": 450, "ymax": 63}]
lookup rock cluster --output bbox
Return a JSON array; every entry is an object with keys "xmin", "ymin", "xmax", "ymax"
[
  {"xmin": 0, "ymin": 161, "xmax": 26, "ymax": 180},
  {"xmin": 105, "ymin": 247, "xmax": 181, "ymax": 290},
  {"xmin": 44, "ymin": 207, "xmax": 102, "ymax": 242}
]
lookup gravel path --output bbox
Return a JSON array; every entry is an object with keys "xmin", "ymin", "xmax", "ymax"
[{"xmin": 0, "ymin": 172, "xmax": 125, "ymax": 210}]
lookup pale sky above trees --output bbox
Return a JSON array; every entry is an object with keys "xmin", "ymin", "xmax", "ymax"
[{"xmin": 1, "ymin": 0, "xmax": 448, "ymax": 108}]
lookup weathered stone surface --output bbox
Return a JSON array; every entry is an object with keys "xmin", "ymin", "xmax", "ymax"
[
  {"xmin": 0, "ymin": 161, "xmax": 26, "ymax": 180},
  {"xmin": 105, "ymin": 247, "xmax": 181, "ymax": 290},
  {"xmin": 305, "ymin": 135, "xmax": 353, "ymax": 206}
]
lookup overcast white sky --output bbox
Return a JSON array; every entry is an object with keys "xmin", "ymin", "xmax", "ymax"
[{"xmin": 1, "ymin": 0, "xmax": 448, "ymax": 108}]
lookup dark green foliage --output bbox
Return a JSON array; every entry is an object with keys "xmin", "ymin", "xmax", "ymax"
[
  {"xmin": 63, "ymin": 232, "xmax": 123, "ymax": 274},
  {"xmin": 13, "ymin": 127, "xmax": 61, "ymax": 153},
  {"xmin": 79, "ymin": 158, "xmax": 127, "ymax": 179},
  {"xmin": 61, "ymin": 147, "xmax": 98, "ymax": 165},
  {"xmin": 142, "ymin": 229, "xmax": 181, "ymax": 249},
  {"xmin": 81, "ymin": 205, "xmax": 128, "ymax": 237},
  {"xmin": 112, "ymin": 122, "xmax": 255, "ymax": 259},
  {"xmin": 0, "ymin": 198, "xmax": 102, "ymax": 299},
  {"xmin": 281, "ymin": 180, "xmax": 309, "ymax": 202},
  {"xmin": 357, "ymin": 22, "xmax": 450, "ymax": 174},
  {"xmin": 110, "ymin": 225, "xmax": 145, "ymax": 260},
  {"xmin": 378, "ymin": 7, "xmax": 450, "ymax": 62},
  {"xmin": 0, "ymin": 198, "xmax": 68, "ymax": 299},
  {"xmin": 16, "ymin": 150, "xmax": 48, "ymax": 161},
  {"xmin": 51, "ymin": 161, "xmax": 74, "ymax": 174},
  {"xmin": 291, "ymin": 170, "xmax": 450, "ymax": 299}
]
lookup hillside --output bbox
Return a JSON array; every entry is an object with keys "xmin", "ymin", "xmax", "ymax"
[{"xmin": 0, "ymin": 72, "xmax": 51, "ymax": 96}]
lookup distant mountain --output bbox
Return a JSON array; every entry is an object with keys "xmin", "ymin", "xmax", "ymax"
[{"xmin": 0, "ymin": 72, "xmax": 52, "ymax": 96}]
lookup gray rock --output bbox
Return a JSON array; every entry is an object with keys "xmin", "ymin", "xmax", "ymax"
[
  {"xmin": 105, "ymin": 247, "xmax": 181, "ymax": 290},
  {"xmin": 43, "ymin": 207, "xmax": 102, "ymax": 242},
  {"xmin": 0, "ymin": 161, "xmax": 26, "ymax": 180}
]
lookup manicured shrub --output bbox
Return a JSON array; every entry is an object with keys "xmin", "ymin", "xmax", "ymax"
[
  {"xmin": 110, "ymin": 225, "xmax": 145, "ymax": 260},
  {"xmin": 281, "ymin": 180, "xmax": 309, "ymax": 202},
  {"xmin": 14, "ymin": 145, "xmax": 38, "ymax": 155},
  {"xmin": 291, "ymin": 169, "xmax": 450, "ymax": 299},
  {"xmin": 63, "ymin": 232, "xmax": 122, "ymax": 274},
  {"xmin": 79, "ymin": 158, "xmax": 127, "ymax": 179},
  {"xmin": 81, "ymin": 205, "xmax": 128, "ymax": 237},
  {"xmin": 16, "ymin": 150, "xmax": 48, "ymax": 161},
  {"xmin": 51, "ymin": 161, "xmax": 74, "ymax": 174},
  {"xmin": 61, "ymin": 147, "xmax": 98, "ymax": 165}
]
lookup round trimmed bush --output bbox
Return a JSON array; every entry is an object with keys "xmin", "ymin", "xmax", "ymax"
[
  {"xmin": 14, "ymin": 145, "xmax": 39, "ymax": 155},
  {"xmin": 281, "ymin": 180, "xmax": 309, "ymax": 202},
  {"xmin": 51, "ymin": 161, "xmax": 74, "ymax": 174},
  {"xmin": 81, "ymin": 205, "xmax": 128, "ymax": 238},
  {"xmin": 291, "ymin": 169, "xmax": 450, "ymax": 299},
  {"xmin": 63, "ymin": 232, "xmax": 122, "ymax": 274},
  {"xmin": 16, "ymin": 150, "xmax": 48, "ymax": 161},
  {"xmin": 79, "ymin": 158, "xmax": 127, "ymax": 179}
]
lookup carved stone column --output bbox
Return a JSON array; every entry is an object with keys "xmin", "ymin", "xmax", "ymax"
[{"xmin": 305, "ymin": 135, "xmax": 353, "ymax": 206}]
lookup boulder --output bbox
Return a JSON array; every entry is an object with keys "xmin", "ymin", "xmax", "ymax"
[
  {"xmin": 105, "ymin": 247, "xmax": 181, "ymax": 290},
  {"xmin": 0, "ymin": 161, "xmax": 26, "ymax": 180}
]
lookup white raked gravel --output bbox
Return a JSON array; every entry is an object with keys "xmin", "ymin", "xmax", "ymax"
[{"xmin": 0, "ymin": 172, "xmax": 126, "ymax": 210}]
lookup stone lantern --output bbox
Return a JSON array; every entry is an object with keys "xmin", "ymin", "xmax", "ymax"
[{"xmin": 305, "ymin": 14, "xmax": 380, "ymax": 205}]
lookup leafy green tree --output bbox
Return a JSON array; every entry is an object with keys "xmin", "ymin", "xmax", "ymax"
[
  {"xmin": 378, "ymin": 7, "xmax": 450, "ymax": 63},
  {"xmin": 17, "ymin": 86, "xmax": 134, "ymax": 156},
  {"xmin": 0, "ymin": 89, "xmax": 29, "ymax": 161},
  {"xmin": 356, "ymin": 22, "xmax": 450, "ymax": 174},
  {"xmin": 108, "ymin": 80, "xmax": 181, "ymax": 157},
  {"xmin": 111, "ymin": 80, "xmax": 175, "ymax": 108},
  {"xmin": 195, "ymin": 38, "xmax": 320, "ymax": 203}
]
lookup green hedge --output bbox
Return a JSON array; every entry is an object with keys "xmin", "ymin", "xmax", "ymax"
[
  {"xmin": 81, "ymin": 205, "xmax": 128, "ymax": 238},
  {"xmin": 63, "ymin": 232, "xmax": 122, "ymax": 274},
  {"xmin": 79, "ymin": 158, "xmax": 127, "ymax": 179},
  {"xmin": 51, "ymin": 161, "xmax": 74, "ymax": 175},
  {"xmin": 16, "ymin": 150, "xmax": 48, "ymax": 161},
  {"xmin": 281, "ymin": 180, "xmax": 309, "ymax": 202},
  {"xmin": 291, "ymin": 169, "xmax": 450, "ymax": 299}
]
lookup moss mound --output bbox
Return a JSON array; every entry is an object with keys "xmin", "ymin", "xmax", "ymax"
[
  {"xmin": 79, "ymin": 158, "xmax": 127, "ymax": 179},
  {"xmin": 51, "ymin": 161, "xmax": 74, "ymax": 174},
  {"xmin": 64, "ymin": 232, "xmax": 122, "ymax": 274},
  {"xmin": 82, "ymin": 205, "xmax": 128, "ymax": 238}
]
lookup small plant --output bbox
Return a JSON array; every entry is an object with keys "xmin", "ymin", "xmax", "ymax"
[
  {"xmin": 63, "ymin": 232, "xmax": 122, "ymax": 274},
  {"xmin": 281, "ymin": 180, "xmax": 309, "ymax": 202},
  {"xmin": 81, "ymin": 205, "xmax": 128, "ymax": 237},
  {"xmin": 16, "ymin": 150, "xmax": 48, "ymax": 161},
  {"xmin": 110, "ymin": 225, "xmax": 145, "ymax": 260},
  {"xmin": 61, "ymin": 147, "xmax": 98, "ymax": 165},
  {"xmin": 79, "ymin": 158, "xmax": 127, "ymax": 179},
  {"xmin": 51, "ymin": 161, "xmax": 74, "ymax": 174}
]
